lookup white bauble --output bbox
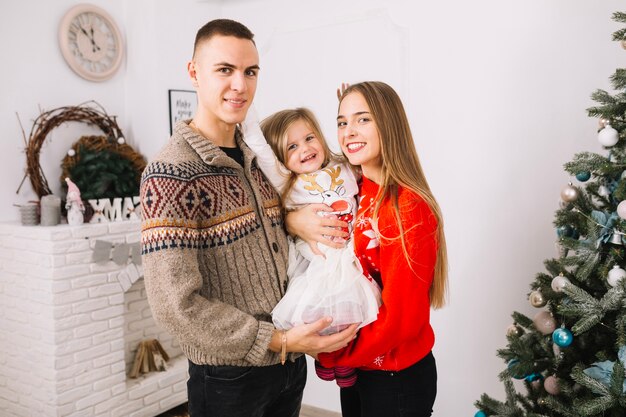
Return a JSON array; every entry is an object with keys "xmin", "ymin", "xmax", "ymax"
[
  {"xmin": 618, "ymin": 201, "xmax": 626, "ymax": 220},
  {"xmin": 598, "ymin": 124, "xmax": 619, "ymax": 147},
  {"xmin": 607, "ymin": 265, "xmax": 626, "ymax": 287},
  {"xmin": 551, "ymin": 275, "xmax": 571, "ymax": 292}
]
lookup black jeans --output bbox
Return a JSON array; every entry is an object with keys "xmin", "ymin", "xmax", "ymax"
[
  {"xmin": 340, "ymin": 351, "xmax": 437, "ymax": 417},
  {"xmin": 187, "ymin": 356, "xmax": 307, "ymax": 417}
]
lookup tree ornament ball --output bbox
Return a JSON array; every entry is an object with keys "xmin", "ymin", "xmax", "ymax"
[
  {"xmin": 575, "ymin": 171, "xmax": 591, "ymax": 182},
  {"xmin": 607, "ymin": 265, "xmax": 626, "ymax": 287},
  {"xmin": 529, "ymin": 290, "xmax": 547, "ymax": 307},
  {"xmin": 544, "ymin": 375, "xmax": 560, "ymax": 395},
  {"xmin": 506, "ymin": 324, "xmax": 521, "ymax": 337},
  {"xmin": 474, "ymin": 411, "xmax": 487, "ymax": 417},
  {"xmin": 598, "ymin": 185, "xmax": 611, "ymax": 197},
  {"xmin": 552, "ymin": 327, "xmax": 573, "ymax": 347},
  {"xmin": 618, "ymin": 201, "xmax": 626, "ymax": 220},
  {"xmin": 560, "ymin": 183, "xmax": 578, "ymax": 202},
  {"xmin": 507, "ymin": 359, "xmax": 526, "ymax": 380},
  {"xmin": 551, "ymin": 275, "xmax": 570, "ymax": 292},
  {"xmin": 117, "ymin": 136, "xmax": 126, "ymax": 145},
  {"xmin": 533, "ymin": 311, "xmax": 557, "ymax": 335},
  {"xmin": 598, "ymin": 124, "xmax": 619, "ymax": 147},
  {"xmin": 67, "ymin": 149, "xmax": 76, "ymax": 157}
]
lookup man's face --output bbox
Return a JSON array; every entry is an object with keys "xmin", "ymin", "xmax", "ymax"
[{"xmin": 189, "ymin": 35, "xmax": 259, "ymax": 127}]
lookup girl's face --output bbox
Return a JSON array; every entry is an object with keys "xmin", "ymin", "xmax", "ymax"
[
  {"xmin": 284, "ymin": 119, "xmax": 326, "ymax": 174},
  {"xmin": 337, "ymin": 92, "xmax": 383, "ymax": 182}
]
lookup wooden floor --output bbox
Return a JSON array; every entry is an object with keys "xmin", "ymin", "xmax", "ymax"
[{"xmin": 156, "ymin": 403, "xmax": 339, "ymax": 417}]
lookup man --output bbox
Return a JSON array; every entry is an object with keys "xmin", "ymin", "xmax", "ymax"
[{"xmin": 140, "ymin": 19, "xmax": 356, "ymax": 417}]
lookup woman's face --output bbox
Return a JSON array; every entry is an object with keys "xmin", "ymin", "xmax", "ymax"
[{"xmin": 337, "ymin": 91, "xmax": 382, "ymax": 182}]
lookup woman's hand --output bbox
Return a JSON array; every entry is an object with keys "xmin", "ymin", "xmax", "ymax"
[{"xmin": 286, "ymin": 204, "xmax": 349, "ymax": 256}]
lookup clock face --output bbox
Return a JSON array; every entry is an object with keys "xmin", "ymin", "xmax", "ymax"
[{"xmin": 59, "ymin": 5, "xmax": 124, "ymax": 82}]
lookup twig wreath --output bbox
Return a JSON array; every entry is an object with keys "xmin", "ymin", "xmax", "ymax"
[{"xmin": 17, "ymin": 101, "xmax": 146, "ymax": 200}]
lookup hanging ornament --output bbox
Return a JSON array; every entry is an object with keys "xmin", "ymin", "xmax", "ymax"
[
  {"xmin": 556, "ymin": 225, "xmax": 573, "ymax": 238},
  {"xmin": 533, "ymin": 311, "xmax": 557, "ymax": 335},
  {"xmin": 551, "ymin": 273, "xmax": 570, "ymax": 292},
  {"xmin": 117, "ymin": 136, "xmax": 126, "ymax": 145},
  {"xmin": 598, "ymin": 123, "xmax": 619, "ymax": 147},
  {"xmin": 610, "ymin": 232, "xmax": 623, "ymax": 245},
  {"xmin": 474, "ymin": 411, "xmax": 487, "ymax": 417},
  {"xmin": 575, "ymin": 171, "xmax": 591, "ymax": 182},
  {"xmin": 525, "ymin": 372, "xmax": 542, "ymax": 382},
  {"xmin": 618, "ymin": 201, "xmax": 626, "ymax": 220},
  {"xmin": 544, "ymin": 375, "xmax": 561, "ymax": 395},
  {"xmin": 552, "ymin": 327, "xmax": 574, "ymax": 347},
  {"xmin": 67, "ymin": 148, "xmax": 76, "ymax": 157},
  {"xmin": 507, "ymin": 359, "xmax": 526, "ymax": 379},
  {"xmin": 607, "ymin": 265, "xmax": 626, "ymax": 287},
  {"xmin": 529, "ymin": 290, "xmax": 547, "ymax": 307},
  {"xmin": 560, "ymin": 183, "xmax": 579, "ymax": 202},
  {"xmin": 506, "ymin": 324, "xmax": 521, "ymax": 337},
  {"xmin": 598, "ymin": 185, "xmax": 611, "ymax": 197}
]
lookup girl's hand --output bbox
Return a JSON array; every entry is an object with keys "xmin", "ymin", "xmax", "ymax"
[
  {"xmin": 286, "ymin": 204, "xmax": 348, "ymax": 256},
  {"xmin": 337, "ymin": 82, "xmax": 350, "ymax": 100}
]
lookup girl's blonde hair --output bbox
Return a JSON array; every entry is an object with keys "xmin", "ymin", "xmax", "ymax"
[
  {"xmin": 339, "ymin": 81, "xmax": 449, "ymax": 309},
  {"xmin": 260, "ymin": 108, "xmax": 340, "ymax": 202}
]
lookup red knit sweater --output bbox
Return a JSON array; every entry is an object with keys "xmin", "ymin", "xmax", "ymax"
[{"xmin": 318, "ymin": 176, "xmax": 438, "ymax": 371}]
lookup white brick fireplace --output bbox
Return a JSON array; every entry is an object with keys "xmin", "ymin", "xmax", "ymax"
[{"xmin": 0, "ymin": 221, "xmax": 188, "ymax": 417}]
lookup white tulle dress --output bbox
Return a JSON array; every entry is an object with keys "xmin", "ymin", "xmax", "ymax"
[{"xmin": 242, "ymin": 119, "xmax": 381, "ymax": 335}]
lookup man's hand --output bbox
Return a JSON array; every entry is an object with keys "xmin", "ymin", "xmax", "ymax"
[
  {"xmin": 337, "ymin": 82, "xmax": 350, "ymax": 101},
  {"xmin": 288, "ymin": 317, "xmax": 359, "ymax": 356}
]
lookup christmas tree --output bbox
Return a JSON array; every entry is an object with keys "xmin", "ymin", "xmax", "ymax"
[{"xmin": 474, "ymin": 12, "xmax": 626, "ymax": 417}]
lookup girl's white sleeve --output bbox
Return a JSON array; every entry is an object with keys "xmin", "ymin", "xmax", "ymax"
[{"xmin": 241, "ymin": 109, "xmax": 290, "ymax": 194}]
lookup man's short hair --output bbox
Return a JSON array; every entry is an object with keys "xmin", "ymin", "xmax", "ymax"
[{"xmin": 193, "ymin": 19, "xmax": 255, "ymax": 57}]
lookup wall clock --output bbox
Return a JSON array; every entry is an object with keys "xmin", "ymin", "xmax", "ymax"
[{"xmin": 58, "ymin": 4, "xmax": 124, "ymax": 82}]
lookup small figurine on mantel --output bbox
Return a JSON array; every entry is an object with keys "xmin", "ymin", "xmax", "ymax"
[{"xmin": 65, "ymin": 177, "xmax": 85, "ymax": 226}]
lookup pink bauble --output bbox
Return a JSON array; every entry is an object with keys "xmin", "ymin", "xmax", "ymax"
[
  {"xmin": 544, "ymin": 375, "xmax": 560, "ymax": 395},
  {"xmin": 533, "ymin": 311, "xmax": 556, "ymax": 335}
]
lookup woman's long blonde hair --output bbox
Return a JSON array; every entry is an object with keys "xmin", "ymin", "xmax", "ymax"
[
  {"xmin": 340, "ymin": 82, "xmax": 448, "ymax": 309},
  {"xmin": 260, "ymin": 108, "xmax": 340, "ymax": 203}
]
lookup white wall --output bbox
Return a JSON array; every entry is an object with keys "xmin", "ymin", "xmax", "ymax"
[{"xmin": 2, "ymin": 0, "xmax": 625, "ymax": 415}]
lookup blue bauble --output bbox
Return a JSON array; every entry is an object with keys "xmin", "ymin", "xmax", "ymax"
[
  {"xmin": 575, "ymin": 171, "xmax": 591, "ymax": 182},
  {"xmin": 474, "ymin": 411, "xmax": 487, "ymax": 417},
  {"xmin": 552, "ymin": 328, "xmax": 573, "ymax": 347},
  {"xmin": 556, "ymin": 225, "xmax": 573, "ymax": 237},
  {"xmin": 507, "ymin": 359, "xmax": 526, "ymax": 379},
  {"xmin": 524, "ymin": 372, "xmax": 542, "ymax": 382}
]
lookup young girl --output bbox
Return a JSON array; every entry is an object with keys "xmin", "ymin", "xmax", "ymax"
[{"xmin": 242, "ymin": 107, "xmax": 381, "ymax": 387}]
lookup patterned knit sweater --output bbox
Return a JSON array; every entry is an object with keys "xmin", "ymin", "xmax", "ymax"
[
  {"xmin": 140, "ymin": 120, "xmax": 292, "ymax": 367},
  {"xmin": 318, "ymin": 176, "xmax": 438, "ymax": 371}
]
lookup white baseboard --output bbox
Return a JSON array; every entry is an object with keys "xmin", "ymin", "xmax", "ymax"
[{"xmin": 300, "ymin": 404, "xmax": 341, "ymax": 417}]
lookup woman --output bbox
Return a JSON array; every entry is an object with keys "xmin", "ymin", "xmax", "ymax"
[{"xmin": 288, "ymin": 81, "xmax": 448, "ymax": 417}]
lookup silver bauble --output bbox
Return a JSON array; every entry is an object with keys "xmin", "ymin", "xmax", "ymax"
[
  {"xmin": 618, "ymin": 201, "xmax": 626, "ymax": 220},
  {"xmin": 529, "ymin": 290, "xmax": 547, "ymax": 307},
  {"xmin": 607, "ymin": 265, "xmax": 626, "ymax": 287},
  {"xmin": 560, "ymin": 183, "xmax": 579, "ymax": 202},
  {"xmin": 544, "ymin": 375, "xmax": 561, "ymax": 395},
  {"xmin": 551, "ymin": 275, "xmax": 571, "ymax": 292},
  {"xmin": 533, "ymin": 310, "xmax": 557, "ymax": 335}
]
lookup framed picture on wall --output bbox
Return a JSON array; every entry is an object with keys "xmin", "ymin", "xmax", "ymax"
[{"xmin": 168, "ymin": 89, "xmax": 197, "ymax": 134}]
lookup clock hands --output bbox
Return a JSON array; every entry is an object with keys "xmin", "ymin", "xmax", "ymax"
[{"xmin": 79, "ymin": 25, "xmax": 101, "ymax": 53}]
